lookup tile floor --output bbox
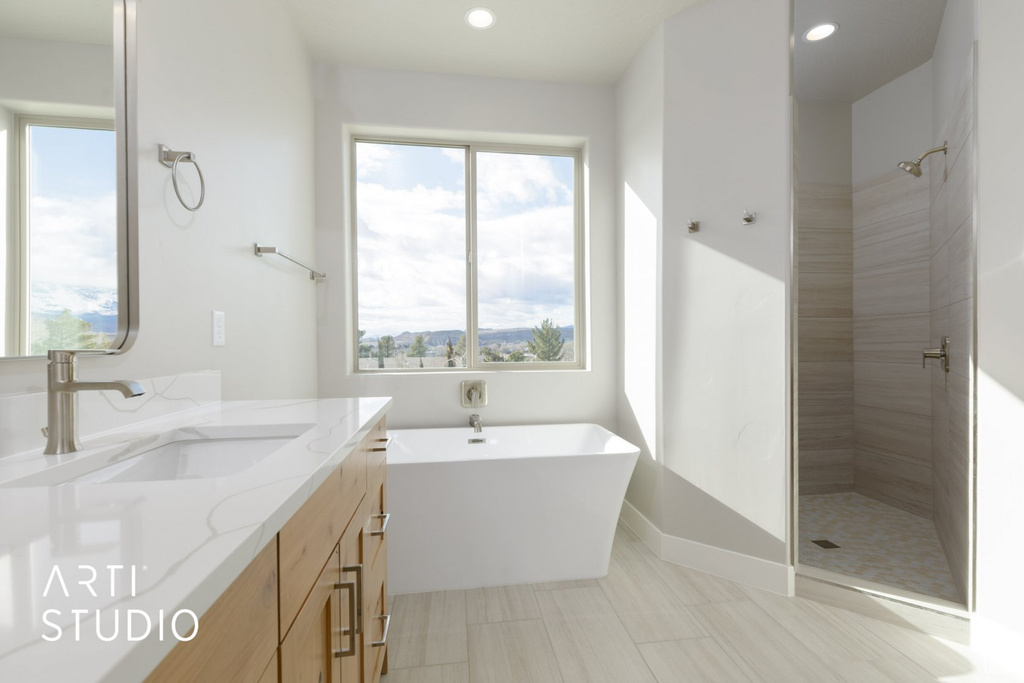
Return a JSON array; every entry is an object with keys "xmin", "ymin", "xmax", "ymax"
[
  {"xmin": 799, "ymin": 492, "xmax": 961, "ymax": 603},
  {"xmin": 381, "ymin": 524, "xmax": 1020, "ymax": 682}
]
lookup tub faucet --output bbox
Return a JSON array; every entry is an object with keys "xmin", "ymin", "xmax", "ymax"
[
  {"xmin": 469, "ymin": 414, "xmax": 482, "ymax": 433},
  {"xmin": 43, "ymin": 350, "xmax": 145, "ymax": 455}
]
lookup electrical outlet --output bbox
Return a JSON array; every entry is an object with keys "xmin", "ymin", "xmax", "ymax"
[{"xmin": 212, "ymin": 311, "xmax": 226, "ymax": 346}]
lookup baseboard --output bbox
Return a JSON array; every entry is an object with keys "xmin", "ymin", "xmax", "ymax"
[{"xmin": 620, "ymin": 500, "xmax": 795, "ymax": 596}]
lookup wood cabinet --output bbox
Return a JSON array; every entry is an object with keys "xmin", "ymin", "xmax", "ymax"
[{"xmin": 147, "ymin": 416, "xmax": 389, "ymax": 683}]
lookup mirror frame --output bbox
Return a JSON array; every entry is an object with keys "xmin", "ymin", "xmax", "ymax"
[{"xmin": 1, "ymin": 0, "xmax": 138, "ymax": 360}]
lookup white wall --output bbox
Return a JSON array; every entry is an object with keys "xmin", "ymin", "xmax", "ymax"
[
  {"xmin": 975, "ymin": 0, "xmax": 1024, "ymax": 662},
  {"xmin": 617, "ymin": 26, "xmax": 665, "ymax": 527},
  {"xmin": 314, "ymin": 65, "xmax": 618, "ymax": 429},
  {"xmin": 852, "ymin": 60, "xmax": 934, "ymax": 187},
  {"xmin": 659, "ymin": 0, "xmax": 791, "ymax": 562},
  {"xmin": 617, "ymin": 0, "xmax": 792, "ymax": 570},
  {"xmin": 0, "ymin": 0, "xmax": 318, "ymax": 400},
  {"xmin": 796, "ymin": 101, "xmax": 852, "ymax": 187},
  {"xmin": 0, "ymin": 37, "xmax": 112, "ymax": 116}
]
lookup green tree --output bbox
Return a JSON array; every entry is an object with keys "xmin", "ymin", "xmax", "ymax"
[
  {"xmin": 454, "ymin": 334, "xmax": 466, "ymax": 358},
  {"xmin": 506, "ymin": 350, "xmax": 526, "ymax": 362},
  {"xmin": 408, "ymin": 334, "xmax": 429, "ymax": 357},
  {"xmin": 378, "ymin": 335, "xmax": 396, "ymax": 357},
  {"xmin": 480, "ymin": 346, "xmax": 505, "ymax": 363},
  {"xmin": 31, "ymin": 309, "xmax": 107, "ymax": 356},
  {"xmin": 358, "ymin": 329, "xmax": 374, "ymax": 358},
  {"xmin": 444, "ymin": 337, "xmax": 457, "ymax": 367},
  {"xmin": 527, "ymin": 319, "xmax": 564, "ymax": 361}
]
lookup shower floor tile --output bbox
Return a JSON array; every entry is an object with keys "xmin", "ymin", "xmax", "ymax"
[{"xmin": 799, "ymin": 492, "xmax": 961, "ymax": 603}]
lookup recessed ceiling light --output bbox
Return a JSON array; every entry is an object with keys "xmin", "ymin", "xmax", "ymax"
[
  {"xmin": 465, "ymin": 7, "xmax": 496, "ymax": 29},
  {"xmin": 803, "ymin": 22, "xmax": 839, "ymax": 42}
]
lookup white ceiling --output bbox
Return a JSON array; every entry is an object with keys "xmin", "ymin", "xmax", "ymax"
[
  {"xmin": 0, "ymin": 0, "xmax": 112, "ymax": 45},
  {"xmin": 794, "ymin": 0, "xmax": 947, "ymax": 103},
  {"xmin": 283, "ymin": 0, "xmax": 706, "ymax": 85}
]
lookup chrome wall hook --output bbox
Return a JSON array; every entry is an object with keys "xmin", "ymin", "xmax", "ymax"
[
  {"xmin": 742, "ymin": 211, "xmax": 757, "ymax": 225},
  {"xmin": 687, "ymin": 220, "xmax": 700, "ymax": 233}
]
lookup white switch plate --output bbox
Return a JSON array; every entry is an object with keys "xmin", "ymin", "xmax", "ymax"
[{"xmin": 212, "ymin": 311, "xmax": 226, "ymax": 346}]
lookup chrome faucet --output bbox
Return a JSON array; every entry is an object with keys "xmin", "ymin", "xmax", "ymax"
[
  {"xmin": 469, "ymin": 414, "xmax": 482, "ymax": 433},
  {"xmin": 44, "ymin": 350, "xmax": 145, "ymax": 455}
]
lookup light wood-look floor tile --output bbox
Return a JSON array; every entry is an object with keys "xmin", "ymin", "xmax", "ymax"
[
  {"xmin": 389, "ymin": 590, "xmax": 468, "ymax": 669},
  {"xmin": 740, "ymin": 585, "xmax": 901, "ymax": 666},
  {"xmin": 856, "ymin": 619, "xmax": 999, "ymax": 680},
  {"xmin": 467, "ymin": 620, "xmax": 562, "ymax": 683},
  {"xmin": 689, "ymin": 600, "xmax": 840, "ymax": 682},
  {"xmin": 599, "ymin": 532, "xmax": 707, "ymax": 643},
  {"xmin": 466, "ymin": 584, "xmax": 541, "ymax": 624},
  {"xmin": 640, "ymin": 551, "xmax": 749, "ymax": 605},
  {"xmin": 831, "ymin": 657, "xmax": 935, "ymax": 683},
  {"xmin": 381, "ymin": 663, "xmax": 470, "ymax": 683},
  {"xmin": 638, "ymin": 638, "xmax": 751, "ymax": 683},
  {"xmin": 536, "ymin": 587, "xmax": 656, "ymax": 683},
  {"xmin": 531, "ymin": 578, "xmax": 599, "ymax": 591}
]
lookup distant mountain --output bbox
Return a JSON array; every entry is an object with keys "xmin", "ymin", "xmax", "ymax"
[{"xmin": 378, "ymin": 325, "xmax": 574, "ymax": 346}]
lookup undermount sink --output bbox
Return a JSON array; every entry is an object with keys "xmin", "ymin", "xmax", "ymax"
[{"xmin": 2, "ymin": 423, "xmax": 316, "ymax": 487}]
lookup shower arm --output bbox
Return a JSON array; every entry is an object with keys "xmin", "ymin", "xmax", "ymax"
[{"xmin": 914, "ymin": 145, "xmax": 948, "ymax": 164}]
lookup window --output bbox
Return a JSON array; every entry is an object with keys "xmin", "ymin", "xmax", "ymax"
[
  {"xmin": 8, "ymin": 116, "xmax": 117, "ymax": 356},
  {"xmin": 354, "ymin": 138, "xmax": 583, "ymax": 371}
]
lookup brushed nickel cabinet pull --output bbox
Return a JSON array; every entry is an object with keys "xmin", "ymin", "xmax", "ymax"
[
  {"xmin": 371, "ymin": 513, "xmax": 390, "ymax": 537},
  {"xmin": 371, "ymin": 614, "xmax": 391, "ymax": 648},
  {"xmin": 342, "ymin": 564, "xmax": 364, "ymax": 634},
  {"xmin": 333, "ymin": 579, "xmax": 357, "ymax": 658},
  {"xmin": 370, "ymin": 435, "xmax": 393, "ymax": 452}
]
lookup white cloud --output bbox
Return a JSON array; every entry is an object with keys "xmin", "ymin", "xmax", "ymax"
[
  {"xmin": 29, "ymin": 193, "xmax": 118, "ymax": 291},
  {"xmin": 356, "ymin": 143, "xmax": 397, "ymax": 179}
]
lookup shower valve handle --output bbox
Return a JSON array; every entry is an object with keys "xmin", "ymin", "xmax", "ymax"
[{"xmin": 922, "ymin": 336, "xmax": 950, "ymax": 372}]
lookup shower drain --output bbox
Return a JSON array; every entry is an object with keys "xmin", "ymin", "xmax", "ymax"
[{"xmin": 812, "ymin": 539, "xmax": 841, "ymax": 549}]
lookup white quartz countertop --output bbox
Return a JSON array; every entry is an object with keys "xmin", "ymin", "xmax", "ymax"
[{"xmin": 0, "ymin": 396, "xmax": 391, "ymax": 682}]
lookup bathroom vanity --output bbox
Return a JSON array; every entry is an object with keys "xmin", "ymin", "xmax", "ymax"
[{"xmin": 0, "ymin": 397, "xmax": 391, "ymax": 683}]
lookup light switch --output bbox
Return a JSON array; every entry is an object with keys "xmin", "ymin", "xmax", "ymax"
[{"xmin": 212, "ymin": 311, "xmax": 226, "ymax": 346}]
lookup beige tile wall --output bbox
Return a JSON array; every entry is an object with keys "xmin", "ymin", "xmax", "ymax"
[
  {"xmin": 798, "ymin": 184, "xmax": 854, "ymax": 494},
  {"xmin": 929, "ymin": 56, "xmax": 975, "ymax": 606},
  {"xmin": 852, "ymin": 167, "xmax": 932, "ymax": 518}
]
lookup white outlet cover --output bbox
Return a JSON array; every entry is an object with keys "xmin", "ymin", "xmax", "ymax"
[{"xmin": 212, "ymin": 311, "xmax": 225, "ymax": 347}]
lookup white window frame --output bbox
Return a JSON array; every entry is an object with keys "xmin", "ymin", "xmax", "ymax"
[
  {"xmin": 7, "ymin": 115, "xmax": 115, "ymax": 356},
  {"xmin": 350, "ymin": 135, "xmax": 586, "ymax": 373}
]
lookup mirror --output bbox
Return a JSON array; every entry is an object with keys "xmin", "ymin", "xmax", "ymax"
[{"xmin": 0, "ymin": 0, "xmax": 135, "ymax": 358}]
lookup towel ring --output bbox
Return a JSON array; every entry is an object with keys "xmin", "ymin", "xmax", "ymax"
[{"xmin": 159, "ymin": 144, "xmax": 205, "ymax": 211}]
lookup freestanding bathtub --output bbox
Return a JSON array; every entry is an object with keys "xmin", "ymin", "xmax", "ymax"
[{"xmin": 386, "ymin": 423, "xmax": 640, "ymax": 594}]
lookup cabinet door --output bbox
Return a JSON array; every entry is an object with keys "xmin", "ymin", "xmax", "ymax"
[
  {"xmin": 338, "ymin": 499, "xmax": 366, "ymax": 683},
  {"xmin": 363, "ymin": 464, "xmax": 389, "ymax": 683},
  {"xmin": 281, "ymin": 545, "xmax": 342, "ymax": 683}
]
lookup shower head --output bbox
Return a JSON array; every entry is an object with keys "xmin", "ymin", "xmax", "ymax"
[
  {"xmin": 898, "ymin": 160, "xmax": 923, "ymax": 177},
  {"xmin": 897, "ymin": 142, "xmax": 948, "ymax": 178}
]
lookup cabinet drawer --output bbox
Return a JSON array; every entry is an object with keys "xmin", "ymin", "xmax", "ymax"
[
  {"xmin": 146, "ymin": 540, "xmax": 278, "ymax": 683},
  {"xmin": 365, "ymin": 471, "xmax": 388, "ymax": 579},
  {"xmin": 279, "ymin": 449, "xmax": 367, "ymax": 637},
  {"xmin": 365, "ymin": 418, "xmax": 388, "ymax": 478},
  {"xmin": 364, "ymin": 575, "xmax": 390, "ymax": 683},
  {"xmin": 280, "ymin": 545, "xmax": 342, "ymax": 683}
]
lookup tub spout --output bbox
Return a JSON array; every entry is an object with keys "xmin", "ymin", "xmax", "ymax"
[{"xmin": 469, "ymin": 414, "xmax": 482, "ymax": 433}]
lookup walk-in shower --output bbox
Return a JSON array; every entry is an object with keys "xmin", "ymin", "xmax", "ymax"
[
  {"xmin": 794, "ymin": 0, "xmax": 976, "ymax": 612},
  {"xmin": 898, "ymin": 142, "xmax": 948, "ymax": 177}
]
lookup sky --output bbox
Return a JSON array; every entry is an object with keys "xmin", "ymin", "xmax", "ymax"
[
  {"xmin": 27, "ymin": 124, "xmax": 117, "ymax": 315},
  {"xmin": 356, "ymin": 141, "xmax": 576, "ymax": 340}
]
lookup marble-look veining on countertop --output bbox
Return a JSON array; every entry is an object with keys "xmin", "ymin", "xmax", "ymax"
[
  {"xmin": 0, "ymin": 395, "xmax": 391, "ymax": 682},
  {"xmin": 0, "ymin": 371, "xmax": 221, "ymax": 459}
]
